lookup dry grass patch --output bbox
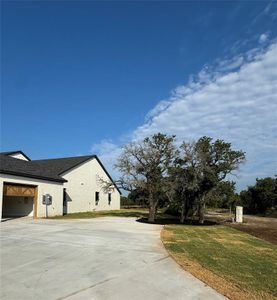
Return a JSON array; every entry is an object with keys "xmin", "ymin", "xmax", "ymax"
[{"xmin": 161, "ymin": 225, "xmax": 277, "ymax": 300}]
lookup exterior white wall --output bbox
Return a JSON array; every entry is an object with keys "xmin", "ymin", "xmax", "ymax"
[
  {"xmin": 0, "ymin": 181, "xmax": 3, "ymax": 221},
  {"xmin": 9, "ymin": 153, "xmax": 29, "ymax": 161},
  {"xmin": 62, "ymin": 158, "xmax": 120, "ymax": 214},
  {"xmin": 0, "ymin": 174, "xmax": 64, "ymax": 219}
]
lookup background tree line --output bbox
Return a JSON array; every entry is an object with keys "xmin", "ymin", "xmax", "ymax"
[
  {"xmin": 240, "ymin": 176, "xmax": 277, "ymax": 216},
  {"xmin": 113, "ymin": 133, "xmax": 277, "ymax": 222},
  {"xmin": 121, "ymin": 175, "xmax": 277, "ymax": 218}
]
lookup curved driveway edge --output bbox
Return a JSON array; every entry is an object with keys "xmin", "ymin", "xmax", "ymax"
[{"xmin": 0, "ymin": 217, "xmax": 226, "ymax": 300}]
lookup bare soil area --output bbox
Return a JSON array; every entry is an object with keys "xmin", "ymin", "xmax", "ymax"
[
  {"xmin": 229, "ymin": 215, "xmax": 277, "ymax": 244},
  {"xmin": 206, "ymin": 211, "xmax": 277, "ymax": 244}
]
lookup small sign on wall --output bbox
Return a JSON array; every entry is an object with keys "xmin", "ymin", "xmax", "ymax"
[
  {"xmin": 43, "ymin": 194, "xmax": 52, "ymax": 218},
  {"xmin": 43, "ymin": 194, "xmax": 52, "ymax": 205}
]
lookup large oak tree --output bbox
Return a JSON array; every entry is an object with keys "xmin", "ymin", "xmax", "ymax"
[
  {"xmin": 169, "ymin": 137, "xmax": 245, "ymax": 223},
  {"xmin": 115, "ymin": 133, "xmax": 176, "ymax": 222}
]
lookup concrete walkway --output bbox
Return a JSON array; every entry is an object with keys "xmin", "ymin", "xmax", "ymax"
[{"xmin": 0, "ymin": 217, "xmax": 226, "ymax": 300}]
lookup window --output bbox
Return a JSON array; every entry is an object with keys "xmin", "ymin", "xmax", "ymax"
[
  {"xmin": 95, "ymin": 192, "xmax": 99, "ymax": 206},
  {"xmin": 63, "ymin": 188, "xmax": 67, "ymax": 206},
  {"xmin": 108, "ymin": 193, "xmax": 111, "ymax": 205}
]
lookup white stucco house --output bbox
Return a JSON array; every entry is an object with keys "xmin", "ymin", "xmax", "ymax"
[{"xmin": 0, "ymin": 151, "xmax": 121, "ymax": 221}]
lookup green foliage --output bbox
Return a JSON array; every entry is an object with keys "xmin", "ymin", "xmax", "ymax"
[
  {"xmin": 165, "ymin": 202, "xmax": 181, "ymax": 217},
  {"xmin": 120, "ymin": 196, "xmax": 135, "ymax": 207},
  {"xmin": 194, "ymin": 136, "xmax": 245, "ymax": 191},
  {"xmin": 115, "ymin": 133, "xmax": 245, "ymax": 224},
  {"xmin": 120, "ymin": 190, "xmax": 149, "ymax": 207},
  {"xmin": 170, "ymin": 137, "xmax": 245, "ymax": 223},
  {"xmin": 128, "ymin": 188, "xmax": 148, "ymax": 206},
  {"xmin": 206, "ymin": 181, "xmax": 239, "ymax": 210},
  {"xmin": 240, "ymin": 176, "xmax": 277, "ymax": 215},
  {"xmin": 115, "ymin": 133, "xmax": 176, "ymax": 222}
]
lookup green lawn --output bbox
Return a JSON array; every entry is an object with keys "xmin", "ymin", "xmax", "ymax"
[
  {"xmin": 162, "ymin": 224, "xmax": 277, "ymax": 299},
  {"xmin": 50, "ymin": 208, "xmax": 176, "ymax": 221},
  {"xmin": 50, "ymin": 208, "xmax": 149, "ymax": 219}
]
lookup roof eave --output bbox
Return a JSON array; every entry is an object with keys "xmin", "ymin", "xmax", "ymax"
[
  {"xmin": 0, "ymin": 170, "xmax": 67, "ymax": 183},
  {"xmin": 94, "ymin": 156, "xmax": 122, "ymax": 195}
]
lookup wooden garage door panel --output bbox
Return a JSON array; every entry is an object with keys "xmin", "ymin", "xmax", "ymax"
[{"xmin": 4, "ymin": 184, "xmax": 36, "ymax": 197}]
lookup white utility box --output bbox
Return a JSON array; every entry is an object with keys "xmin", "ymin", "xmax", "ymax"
[{"xmin": 235, "ymin": 206, "xmax": 243, "ymax": 223}]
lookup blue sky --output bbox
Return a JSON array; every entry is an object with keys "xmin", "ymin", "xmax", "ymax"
[{"xmin": 1, "ymin": 1, "xmax": 277, "ymax": 191}]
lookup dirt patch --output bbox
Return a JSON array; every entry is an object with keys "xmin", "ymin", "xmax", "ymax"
[
  {"xmin": 206, "ymin": 213, "xmax": 277, "ymax": 245},
  {"xmin": 161, "ymin": 228, "xmax": 173, "ymax": 240},
  {"xmin": 137, "ymin": 217, "xmax": 218, "ymax": 226},
  {"xmin": 214, "ymin": 238, "xmax": 245, "ymax": 245},
  {"xmin": 255, "ymin": 247, "xmax": 274, "ymax": 252},
  {"xmin": 228, "ymin": 222, "xmax": 277, "ymax": 245}
]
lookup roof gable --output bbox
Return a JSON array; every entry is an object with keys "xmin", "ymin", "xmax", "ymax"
[{"xmin": 1, "ymin": 150, "xmax": 31, "ymax": 161}]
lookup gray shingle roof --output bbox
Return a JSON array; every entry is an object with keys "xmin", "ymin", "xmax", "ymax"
[
  {"xmin": 0, "ymin": 152, "xmax": 121, "ymax": 193},
  {"xmin": 30, "ymin": 155, "xmax": 96, "ymax": 176},
  {"xmin": 0, "ymin": 154, "xmax": 66, "ymax": 183}
]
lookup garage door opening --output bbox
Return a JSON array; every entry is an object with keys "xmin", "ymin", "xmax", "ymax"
[{"xmin": 2, "ymin": 183, "xmax": 37, "ymax": 218}]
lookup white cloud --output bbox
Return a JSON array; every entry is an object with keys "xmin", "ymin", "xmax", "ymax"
[
  {"xmin": 218, "ymin": 55, "xmax": 244, "ymax": 71},
  {"xmin": 251, "ymin": 2, "xmax": 277, "ymax": 24},
  {"xmin": 91, "ymin": 140, "xmax": 122, "ymax": 178},
  {"xmin": 264, "ymin": 2, "xmax": 277, "ymax": 20},
  {"xmin": 259, "ymin": 33, "xmax": 269, "ymax": 43},
  {"xmin": 92, "ymin": 41, "xmax": 277, "ymax": 191},
  {"xmin": 91, "ymin": 140, "xmax": 119, "ymax": 155}
]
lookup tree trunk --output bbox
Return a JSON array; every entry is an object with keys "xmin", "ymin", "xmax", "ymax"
[
  {"xmin": 198, "ymin": 196, "xmax": 205, "ymax": 224},
  {"xmin": 185, "ymin": 197, "xmax": 191, "ymax": 221},
  {"xmin": 185, "ymin": 206, "xmax": 190, "ymax": 221},
  {"xmin": 198, "ymin": 204, "xmax": 204, "ymax": 224},
  {"xmin": 180, "ymin": 203, "xmax": 185, "ymax": 223},
  {"xmin": 148, "ymin": 205, "xmax": 156, "ymax": 223},
  {"xmin": 155, "ymin": 204, "xmax": 158, "ymax": 216},
  {"xmin": 148, "ymin": 191, "xmax": 157, "ymax": 223}
]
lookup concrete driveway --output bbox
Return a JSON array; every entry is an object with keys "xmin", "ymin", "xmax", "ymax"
[{"xmin": 0, "ymin": 217, "xmax": 225, "ymax": 300}]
